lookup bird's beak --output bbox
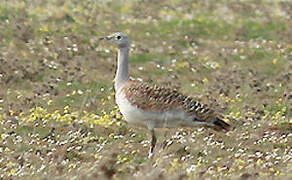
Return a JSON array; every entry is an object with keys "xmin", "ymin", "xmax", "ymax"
[{"xmin": 99, "ymin": 35, "xmax": 113, "ymax": 41}]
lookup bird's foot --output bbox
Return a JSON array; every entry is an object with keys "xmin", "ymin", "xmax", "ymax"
[{"xmin": 148, "ymin": 147, "xmax": 154, "ymax": 159}]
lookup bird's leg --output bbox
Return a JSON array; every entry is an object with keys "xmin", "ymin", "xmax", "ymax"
[{"xmin": 148, "ymin": 129, "xmax": 157, "ymax": 159}]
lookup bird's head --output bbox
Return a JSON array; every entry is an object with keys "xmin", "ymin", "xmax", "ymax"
[{"xmin": 99, "ymin": 32, "xmax": 130, "ymax": 48}]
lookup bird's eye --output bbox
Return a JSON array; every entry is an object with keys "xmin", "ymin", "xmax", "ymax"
[{"xmin": 116, "ymin": 35, "xmax": 122, "ymax": 40}]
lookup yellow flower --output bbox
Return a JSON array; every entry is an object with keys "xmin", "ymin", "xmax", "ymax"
[
  {"xmin": 256, "ymin": 159, "xmax": 263, "ymax": 165},
  {"xmin": 47, "ymin": 100, "xmax": 53, "ymax": 106}
]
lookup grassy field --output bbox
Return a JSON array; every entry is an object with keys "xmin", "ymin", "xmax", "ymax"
[{"xmin": 0, "ymin": 0, "xmax": 291, "ymax": 179}]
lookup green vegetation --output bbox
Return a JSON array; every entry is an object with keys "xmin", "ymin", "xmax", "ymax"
[{"xmin": 0, "ymin": 0, "xmax": 291, "ymax": 179}]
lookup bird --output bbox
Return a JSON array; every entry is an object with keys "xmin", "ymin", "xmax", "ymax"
[{"xmin": 99, "ymin": 32, "xmax": 231, "ymax": 158}]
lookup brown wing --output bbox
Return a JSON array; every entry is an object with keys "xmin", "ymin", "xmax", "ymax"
[
  {"xmin": 122, "ymin": 80, "xmax": 213, "ymax": 116},
  {"xmin": 122, "ymin": 80, "xmax": 182, "ymax": 111},
  {"xmin": 122, "ymin": 80, "xmax": 231, "ymax": 130}
]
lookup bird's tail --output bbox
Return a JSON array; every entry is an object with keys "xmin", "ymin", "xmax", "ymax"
[{"xmin": 211, "ymin": 116, "xmax": 231, "ymax": 132}]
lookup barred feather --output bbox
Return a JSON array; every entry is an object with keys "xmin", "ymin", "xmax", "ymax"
[{"xmin": 121, "ymin": 80, "xmax": 230, "ymax": 130}]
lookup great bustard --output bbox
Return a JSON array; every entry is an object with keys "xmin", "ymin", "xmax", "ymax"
[{"xmin": 99, "ymin": 32, "xmax": 231, "ymax": 158}]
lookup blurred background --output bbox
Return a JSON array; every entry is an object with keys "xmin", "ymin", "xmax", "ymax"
[{"xmin": 0, "ymin": 0, "xmax": 291, "ymax": 179}]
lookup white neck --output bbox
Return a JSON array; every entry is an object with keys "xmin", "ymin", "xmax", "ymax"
[{"xmin": 114, "ymin": 47, "xmax": 130, "ymax": 91}]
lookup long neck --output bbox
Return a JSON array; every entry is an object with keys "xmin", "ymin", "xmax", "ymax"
[{"xmin": 115, "ymin": 47, "xmax": 130, "ymax": 91}]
